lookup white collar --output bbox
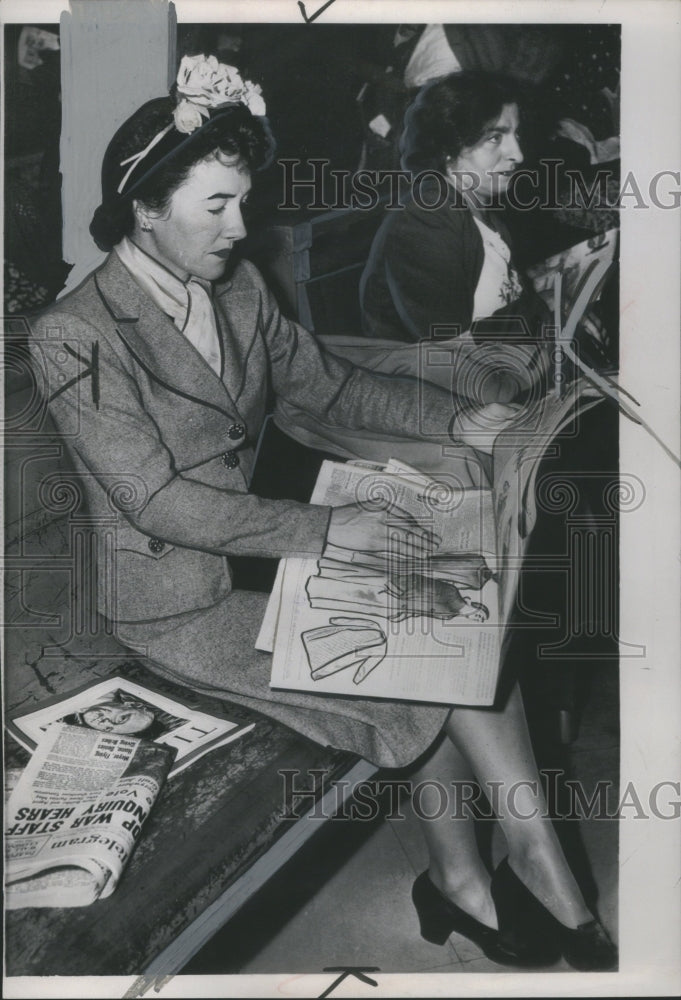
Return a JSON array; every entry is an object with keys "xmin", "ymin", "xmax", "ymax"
[
  {"xmin": 114, "ymin": 236, "xmax": 222, "ymax": 376},
  {"xmin": 115, "ymin": 236, "xmax": 213, "ymax": 327}
]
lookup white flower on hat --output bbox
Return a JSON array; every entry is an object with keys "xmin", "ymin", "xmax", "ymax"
[
  {"xmin": 242, "ymin": 80, "xmax": 266, "ymax": 118},
  {"xmin": 173, "ymin": 98, "xmax": 208, "ymax": 134},
  {"xmin": 174, "ymin": 54, "xmax": 267, "ymax": 132}
]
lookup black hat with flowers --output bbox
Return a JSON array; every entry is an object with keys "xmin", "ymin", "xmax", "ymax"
[{"xmin": 90, "ymin": 54, "xmax": 273, "ymax": 251}]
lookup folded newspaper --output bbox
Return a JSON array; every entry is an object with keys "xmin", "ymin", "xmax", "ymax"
[
  {"xmin": 5, "ymin": 722, "xmax": 173, "ymax": 908},
  {"xmin": 260, "ymin": 381, "xmax": 604, "ymax": 706}
]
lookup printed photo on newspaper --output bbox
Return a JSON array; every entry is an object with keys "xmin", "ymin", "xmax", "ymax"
[{"xmin": 7, "ymin": 675, "xmax": 255, "ymax": 778}]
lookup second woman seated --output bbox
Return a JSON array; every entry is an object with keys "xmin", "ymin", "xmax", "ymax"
[{"xmin": 360, "ymin": 71, "xmax": 550, "ymax": 346}]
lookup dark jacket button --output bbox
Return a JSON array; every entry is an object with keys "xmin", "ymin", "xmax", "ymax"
[
  {"xmin": 227, "ymin": 422, "xmax": 246, "ymax": 441},
  {"xmin": 221, "ymin": 451, "xmax": 240, "ymax": 469},
  {"xmin": 148, "ymin": 537, "xmax": 165, "ymax": 554}
]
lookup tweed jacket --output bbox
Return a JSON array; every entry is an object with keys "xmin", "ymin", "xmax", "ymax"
[{"xmin": 30, "ymin": 251, "xmax": 456, "ymax": 625}]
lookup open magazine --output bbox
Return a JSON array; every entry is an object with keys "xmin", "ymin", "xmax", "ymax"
[
  {"xmin": 5, "ymin": 722, "xmax": 173, "ymax": 908},
  {"xmin": 526, "ymin": 227, "xmax": 618, "ymax": 326},
  {"xmin": 261, "ymin": 457, "xmax": 502, "ymax": 706},
  {"xmin": 7, "ymin": 674, "xmax": 255, "ymax": 779},
  {"xmin": 491, "ymin": 377, "xmax": 605, "ymax": 625},
  {"xmin": 261, "ymin": 380, "xmax": 604, "ymax": 706}
]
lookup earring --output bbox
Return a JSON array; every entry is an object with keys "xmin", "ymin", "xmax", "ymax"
[{"xmin": 140, "ymin": 221, "xmax": 153, "ymax": 232}]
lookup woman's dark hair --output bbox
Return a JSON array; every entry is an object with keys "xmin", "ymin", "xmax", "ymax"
[
  {"xmin": 400, "ymin": 71, "xmax": 529, "ymax": 174},
  {"xmin": 90, "ymin": 96, "xmax": 275, "ymax": 251}
]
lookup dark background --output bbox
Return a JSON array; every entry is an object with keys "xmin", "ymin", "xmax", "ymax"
[{"xmin": 4, "ymin": 21, "xmax": 620, "ymax": 312}]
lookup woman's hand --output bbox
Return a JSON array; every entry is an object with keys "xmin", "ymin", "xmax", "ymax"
[
  {"xmin": 386, "ymin": 574, "xmax": 490, "ymax": 623},
  {"xmin": 451, "ymin": 337, "xmax": 551, "ymax": 404},
  {"xmin": 451, "ymin": 402, "xmax": 523, "ymax": 455},
  {"xmin": 456, "ymin": 596, "xmax": 489, "ymax": 622},
  {"xmin": 327, "ymin": 503, "xmax": 439, "ymax": 562}
]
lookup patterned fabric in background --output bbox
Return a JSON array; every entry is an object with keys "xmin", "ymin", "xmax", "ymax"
[
  {"xmin": 4, "ymin": 28, "xmax": 67, "ymax": 315},
  {"xmin": 549, "ymin": 25, "xmax": 620, "ymax": 138},
  {"xmin": 4, "ymin": 168, "xmax": 52, "ymax": 314},
  {"xmin": 4, "ymin": 261, "xmax": 50, "ymax": 315},
  {"xmin": 550, "ymin": 26, "xmax": 621, "ymax": 238},
  {"xmin": 553, "ymin": 195, "xmax": 620, "ymax": 236},
  {"xmin": 4, "ymin": 164, "xmax": 69, "ymax": 315}
]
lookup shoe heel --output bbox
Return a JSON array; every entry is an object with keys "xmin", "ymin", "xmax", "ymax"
[
  {"xmin": 491, "ymin": 858, "xmax": 561, "ymax": 966},
  {"xmin": 412, "ymin": 872, "xmax": 453, "ymax": 944},
  {"xmin": 492, "ymin": 858, "xmax": 547, "ymax": 933},
  {"xmin": 491, "ymin": 858, "xmax": 617, "ymax": 969},
  {"xmin": 412, "ymin": 869, "xmax": 558, "ymax": 966},
  {"xmin": 416, "ymin": 911, "xmax": 453, "ymax": 945}
]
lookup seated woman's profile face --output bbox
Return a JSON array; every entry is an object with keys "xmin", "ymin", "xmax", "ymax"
[
  {"xmin": 139, "ymin": 153, "xmax": 251, "ymax": 283},
  {"xmin": 449, "ymin": 103, "xmax": 523, "ymax": 199},
  {"xmin": 81, "ymin": 697, "xmax": 156, "ymax": 735}
]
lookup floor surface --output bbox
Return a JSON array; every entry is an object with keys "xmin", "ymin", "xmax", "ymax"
[{"xmin": 185, "ymin": 663, "xmax": 619, "ymax": 977}]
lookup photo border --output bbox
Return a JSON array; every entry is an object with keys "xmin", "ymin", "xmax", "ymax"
[{"xmin": 2, "ymin": 1, "xmax": 679, "ymax": 997}]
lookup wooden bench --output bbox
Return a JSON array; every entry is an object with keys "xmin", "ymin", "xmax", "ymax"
[{"xmin": 4, "ymin": 662, "xmax": 373, "ymax": 977}]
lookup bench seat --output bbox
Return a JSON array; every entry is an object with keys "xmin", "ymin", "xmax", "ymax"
[{"xmin": 4, "ymin": 378, "xmax": 374, "ymax": 977}]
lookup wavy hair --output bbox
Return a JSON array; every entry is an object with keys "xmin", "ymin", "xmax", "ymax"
[{"xmin": 400, "ymin": 71, "xmax": 529, "ymax": 175}]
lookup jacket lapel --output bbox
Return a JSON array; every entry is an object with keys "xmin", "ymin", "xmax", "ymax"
[
  {"xmin": 94, "ymin": 252, "xmax": 236, "ymax": 416},
  {"xmin": 213, "ymin": 272, "xmax": 261, "ymax": 405}
]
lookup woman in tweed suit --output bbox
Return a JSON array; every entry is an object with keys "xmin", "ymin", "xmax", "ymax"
[{"xmin": 29, "ymin": 56, "xmax": 614, "ymax": 969}]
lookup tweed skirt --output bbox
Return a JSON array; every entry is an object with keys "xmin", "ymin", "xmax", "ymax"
[{"xmin": 115, "ymin": 589, "xmax": 452, "ymax": 770}]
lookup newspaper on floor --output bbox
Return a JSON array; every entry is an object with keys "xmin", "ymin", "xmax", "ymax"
[{"xmin": 5, "ymin": 722, "xmax": 174, "ymax": 908}]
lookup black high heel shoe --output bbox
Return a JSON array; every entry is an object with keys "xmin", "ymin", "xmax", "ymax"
[
  {"xmin": 491, "ymin": 857, "xmax": 618, "ymax": 971},
  {"xmin": 412, "ymin": 871, "xmax": 558, "ymax": 966}
]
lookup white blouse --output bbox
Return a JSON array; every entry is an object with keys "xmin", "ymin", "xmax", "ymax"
[{"xmin": 471, "ymin": 216, "xmax": 523, "ymax": 322}]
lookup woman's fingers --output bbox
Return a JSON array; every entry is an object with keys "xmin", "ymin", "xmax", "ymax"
[
  {"xmin": 372, "ymin": 532, "xmax": 438, "ymax": 569},
  {"xmin": 327, "ymin": 502, "xmax": 440, "ymax": 555},
  {"xmin": 451, "ymin": 402, "xmax": 523, "ymax": 454},
  {"xmin": 390, "ymin": 504, "xmax": 441, "ymax": 547}
]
